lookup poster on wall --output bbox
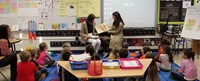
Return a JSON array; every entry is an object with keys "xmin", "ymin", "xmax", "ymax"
[
  {"xmin": 181, "ymin": 6, "xmax": 200, "ymax": 39},
  {"xmin": 0, "ymin": 0, "xmax": 18, "ymax": 17}
]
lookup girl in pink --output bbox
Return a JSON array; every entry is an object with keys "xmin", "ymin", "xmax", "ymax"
[
  {"xmin": 171, "ymin": 49, "xmax": 198, "ymax": 81},
  {"xmin": 36, "ymin": 42, "xmax": 56, "ymax": 67}
]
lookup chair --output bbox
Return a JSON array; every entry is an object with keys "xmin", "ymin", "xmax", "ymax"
[{"xmin": 0, "ymin": 56, "xmax": 9, "ymax": 81}]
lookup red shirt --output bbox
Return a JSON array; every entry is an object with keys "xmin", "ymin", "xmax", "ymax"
[{"xmin": 17, "ymin": 62, "xmax": 37, "ymax": 81}]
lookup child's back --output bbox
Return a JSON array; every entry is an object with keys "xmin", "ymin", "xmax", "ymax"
[
  {"xmin": 179, "ymin": 59, "xmax": 197, "ymax": 79},
  {"xmin": 17, "ymin": 62, "xmax": 37, "ymax": 81},
  {"xmin": 17, "ymin": 51, "xmax": 37, "ymax": 81}
]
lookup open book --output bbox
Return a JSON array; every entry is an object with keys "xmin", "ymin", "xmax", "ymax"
[{"xmin": 95, "ymin": 23, "xmax": 111, "ymax": 34}]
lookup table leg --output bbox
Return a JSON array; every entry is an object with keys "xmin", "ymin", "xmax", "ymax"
[
  {"xmin": 11, "ymin": 44, "xmax": 14, "ymax": 52},
  {"xmin": 62, "ymin": 68, "xmax": 64, "ymax": 81},
  {"xmin": 14, "ymin": 43, "xmax": 16, "ymax": 52}
]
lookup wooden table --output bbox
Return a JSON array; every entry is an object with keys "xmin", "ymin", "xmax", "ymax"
[
  {"xmin": 57, "ymin": 59, "xmax": 152, "ymax": 81},
  {"xmin": 9, "ymin": 38, "xmax": 22, "ymax": 52}
]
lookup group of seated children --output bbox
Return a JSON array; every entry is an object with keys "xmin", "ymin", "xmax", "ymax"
[
  {"xmin": 17, "ymin": 42, "xmax": 56, "ymax": 81},
  {"xmin": 17, "ymin": 38, "xmax": 198, "ymax": 81}
]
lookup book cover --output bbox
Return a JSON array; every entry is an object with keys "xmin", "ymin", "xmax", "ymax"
[
  {"xmin": 52, "ymin": 23, "xmax": 59, "ymax": 30},
  {"xmin": 38, "ymin": 22, "xmax": 45, "ymax": 30},
  {"xmin": 59, "ymin": 23, "xmax": 68, "ymax": 30}
]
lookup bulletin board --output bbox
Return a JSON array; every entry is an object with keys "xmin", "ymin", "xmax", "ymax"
[
  {"xmin": 0, "ymin": 0, "xmax": 101, "ymax": 30},
  {"xmin": 58, "ymin": 0, "xmax": 100, "ymax": 17}
]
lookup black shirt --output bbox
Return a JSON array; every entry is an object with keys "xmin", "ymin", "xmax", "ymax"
[{"xmin": 86, "ymin": 22, "xmax": 93, "ymax": 33}]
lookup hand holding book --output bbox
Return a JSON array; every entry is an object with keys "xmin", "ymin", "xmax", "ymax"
[{"xmin": 95, "ymin": 23, "xmax": 111, "ymax": 34}]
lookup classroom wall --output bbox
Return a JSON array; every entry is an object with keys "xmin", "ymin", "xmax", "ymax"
[{"xmin": 1, "ymin": 0, "xmax": 193, "ymax": 51}]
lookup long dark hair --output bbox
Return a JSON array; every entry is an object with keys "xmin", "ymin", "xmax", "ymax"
[
  {"xmin": 86, "ymin": 14, "xmax": 95, "ymax": 24},
  {"xmin": 0, "ymin": 24, "xmax": 9, "ymax": 39},
  {"xmin": 161, "ymin": 45, "xmax": 173, "ymax": 63},
  {"xmin": 183, "ymin": 49, "xmax": 195, "ymax": 61},
  {"xmin": 146, "ymin": 53, "xmax": 158, "ymax": 81},
  {"xmin": 112, "ymin": 11, "xmax": 124, "ymax": 27}
]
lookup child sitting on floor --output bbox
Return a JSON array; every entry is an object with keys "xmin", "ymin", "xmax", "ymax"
[
  {"xmin": 119, "ymin": 48, "xmax": 129, "ymax": 58},
  {"xmin": 28, "ymin": 48, "xmax": 48, "ymax": 80},
  {"xmin": 17, "ymin": 51, "xmax": 37, "ymax": 81},
  {"xmin": 60, "ymin": 43, "xmax": 71, "ymax": 61},
  {"xmin": 157, "ymin": 45, "xmax": 173, "ymax": 71},
  {"xmin": 36, "ymin": 42, "xmax": 56, "ymax": 67},
  {"xmin": 136, "ymin": 46, "xmax": 151, "ymax": 59},
  {"xmin": 145, "ymin": 53, "xmax": 159, "ymax": 81},
  {"xmin": 170, "ymin": 49, "xmax": 198, "ymax": 81},
  {"xmin": 59, "ymin": 43, "xmax": 78, "ymax": 81},
  {"xmin": 86, "ymin": 44, "xmax": 100, "ymax": 60}
]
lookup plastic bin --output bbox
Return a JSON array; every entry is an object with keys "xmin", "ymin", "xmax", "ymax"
[{"xmin": 69, "ymin": 61, "xmax": 88, "ymax": 70}]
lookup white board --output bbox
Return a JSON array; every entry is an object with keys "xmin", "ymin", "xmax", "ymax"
[
  {"xmin": 103, "ymin": 0, "xmax": 157, "ymax": 27},
  {"xmin": 181, "ymin": 6, "xmax": 200, "ymax": 40}
]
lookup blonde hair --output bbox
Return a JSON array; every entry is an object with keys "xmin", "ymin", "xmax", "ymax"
[
  {"xmin": 63, "ymin": 43, "xmax": 71, "ymax": 48},
  {"xmin": 20, "ymin": 51, "xmax": 31, "ymax": 62},
  {"xmin": 60, "ymin": 45, "xmax": 71, "ymax": 61}
]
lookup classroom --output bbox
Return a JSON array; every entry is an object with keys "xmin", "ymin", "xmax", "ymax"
[{"xmin": 0, "ymin": 0, "xmax": 200, "ymax": 81}]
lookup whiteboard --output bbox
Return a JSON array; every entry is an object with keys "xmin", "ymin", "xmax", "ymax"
[{"xmin": 103, "ymin": 0, "xmax": 157, "ymax": 27}]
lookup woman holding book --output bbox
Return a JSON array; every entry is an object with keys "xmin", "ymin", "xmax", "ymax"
[
  {"xmin": 80, "ymin": 14, "xmax": 101, "ymax": 53},
  {"xmin": 108, "ymin": 11, "xmax": 124, "ymax": 50}
]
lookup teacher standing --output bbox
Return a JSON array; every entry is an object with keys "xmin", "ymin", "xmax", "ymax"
[
  {"xmin": 80, "ymin": 14, "xmax": 101, "ymax": 53},
  {"xmin": 108, "ymin": 11, "xmax": 124, "ymax": 50}
]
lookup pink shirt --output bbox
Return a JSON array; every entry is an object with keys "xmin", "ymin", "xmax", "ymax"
[
  {"xmin": 36, "ymin": 51, "xmax": 46, "ymax": 65},
  {"xmin": 178, "ymin": 59, "xmax": 198, "ymax": 80}
]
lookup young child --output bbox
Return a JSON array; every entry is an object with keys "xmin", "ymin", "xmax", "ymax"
[
  {"xmin": 145, "ymin": 53, "xmax": 159, "ymax": 81},
  {"xmin": 157, "ymin": 45, "xmax": 173, "ymax": 71},
  {"xmin": 17, "ymin": 51, "xmax": 37, "ymax": 81},
  {"xmin": 59, "ymin": 43, "xmax": 78, "ymax": 81},
  {"xmin": 156, "ymin": 39, "xmax": 170, "ymax": 62},
  {"xmin": 60, "ymin": 43, "xmax": 71, "ymax": 61},
  {"xmin": 171, "ymin": 49, "xmax": 198, "ymax": 81},
  {"xmin": 36, "ymin": 42, "xmax": 56, "ymax": 67},
  {"xmin": 119, "ymin": 48, "xmax": 129, "ymax": 58},
  {"xmin": 121, "ymin": 42, "xmax": 131, "ymax": 58},
  {"xmin": 108, "ymin": 48, "xmax": 120, "ymax": 60},
  {"xmin": 86, "ymin": 44, "xmax": 100, "ymax": 60},
  {"xmin": 28, "ymin": 49, "xmax": 48, "ymax": 80},
  {"xmin": 136, "ymin": 46, "xmax": 151, "ymax": 59}
]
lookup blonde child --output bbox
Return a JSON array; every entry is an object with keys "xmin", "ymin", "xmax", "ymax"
[
  {"xmin": 36, "ymin": 42, "xmax": 56, "ymax": 67},
  {"xmin": 108, "ymin": 48, "xmax": 120, "ymax": 60},
  {"xmin": 59, "ymin": 43, "xmax": 78, "ymax": 81},
  {"xmin": 17, "ymin": 51, "xmax": 37, "ymax": 81},
  {"xmin": 60, "ymin": 43, "xmax": 71, "ymax": 61},
  {"xmin": 145, "ymin": 53, "xmax": 159, "ymax": 81},
  {"xmin": 171, "ymin": 49, "xmax": 198, "ymax": 81},
  {"xmin": 157, "ymin": 45, "xmax": 173, "ymax": 71}
]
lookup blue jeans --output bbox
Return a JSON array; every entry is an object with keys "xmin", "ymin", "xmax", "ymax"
[{"xmin": 171, "ymin": 71, "xmax": 186, "ymax": 81}]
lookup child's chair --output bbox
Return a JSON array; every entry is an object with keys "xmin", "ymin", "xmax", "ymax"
[{"xmin": 0, "ymin": 56, "xmax": 9, "ymax": 81}]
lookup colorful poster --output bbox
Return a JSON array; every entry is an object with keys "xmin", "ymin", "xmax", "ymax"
[
  {"xmin": 77, "ymin": 0, "xmax": 100, "ymax": 17},
  {"xmin": 0, "ymin": 0, "xmax": 17, "ymax": 14},
  {"xmin": 58, "ymin": 0, "xmax": 77, "ymax": 16},
  {"xmin": 181, "ymin": 6, "xmax": 200, "ymax": 40}
]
